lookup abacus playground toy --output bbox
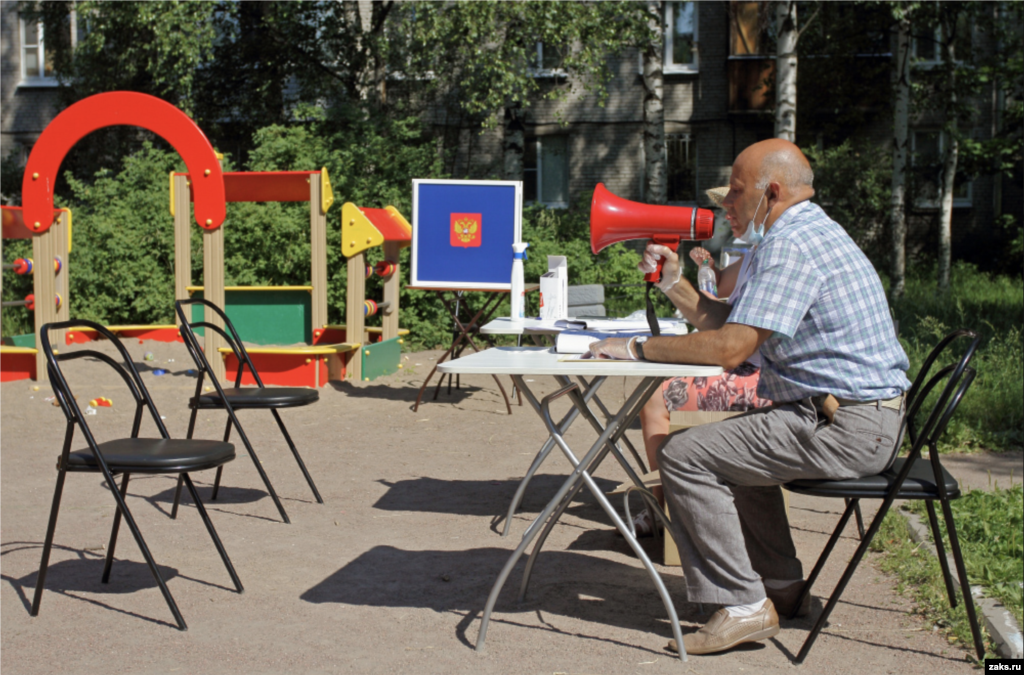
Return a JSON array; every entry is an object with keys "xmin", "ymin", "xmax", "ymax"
[
  {"xmin": 1, "ymin": 205, "xmax": 71, "ymax": 382},
  {"xmin": 311, "ymin": 201, "xmax": 411, "ymax": 382}
]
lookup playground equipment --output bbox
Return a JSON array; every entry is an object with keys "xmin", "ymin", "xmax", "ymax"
[
  {"xmin": 7, "ymin": 91, "xmax": 409, "ymax": 386},
  {"xmin": 318, "ymin": 201, "xmax": 412, "ymax": 381},
  {"xmin": 9, "ymin": 91, "xmax": 223, "ymax": 383},
  {"xmin": 1, "ymin": 205, "xmax": 71, "ymax": 382},
  {"xmin": 172, "ymin": 167, "xmax": 360, "ymax": 387}
]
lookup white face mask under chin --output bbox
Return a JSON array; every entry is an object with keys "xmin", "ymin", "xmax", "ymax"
[{"xmin": 737, "ymin": 191, "xmax": 770, "ymax": 245}]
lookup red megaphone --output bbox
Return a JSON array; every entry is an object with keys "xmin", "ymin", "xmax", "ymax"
[{"xmin": 590, "ymin": 183, "xmax": 715, "ymax": 283}]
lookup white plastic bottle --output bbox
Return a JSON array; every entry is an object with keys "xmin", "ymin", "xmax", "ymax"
[
  {"xmin": 698, "ymin": 258, "xmax": 718, "ymax": 297},
  {"xmin": 511, "ymin": 242, "xmax": 530, "ymax": 325}
]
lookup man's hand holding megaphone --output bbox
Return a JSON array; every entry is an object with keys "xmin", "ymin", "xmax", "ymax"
[{"xmin": 640, "ymin": 243, "xmax": 683, "ymax": 292}]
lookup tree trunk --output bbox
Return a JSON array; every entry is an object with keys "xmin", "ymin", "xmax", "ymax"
[
  {"xmin": 503, "ymin": 105, "xmax": 525, "ymax": 181},
  {"xmin": 937, "ymin": 12, "xmax": 958, "ymax": 292},
  {"xmin": 643, "ymin": 1, "xmax": 667, "ymax": 204},
  {"xmin": 890, "ymin": 15, "xmax": 911, "ymax": 300},
  {"xmin": 775, "ymin": 1, "xmax": 798, "ymax": 142}
]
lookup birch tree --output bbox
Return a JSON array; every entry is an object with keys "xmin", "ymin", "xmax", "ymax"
[
  {"xmin": 890, "ymin": 8, "xmax": 912, "ymax": 299},
  {"xmin": 642, "ymin": 1, "xmax": 667, "ymax": 204},
  {"xmin": 774, "ymin": 1, "xmax": 798, "ymax": 142},
  {"xmin": 936, "ymin": 8, "xmax": 958, "ymax": 292}
]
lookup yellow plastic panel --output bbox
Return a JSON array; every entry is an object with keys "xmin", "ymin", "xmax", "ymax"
[
  {"xmin": 341, "ymin": 202, "xmax": 384, "ymax": 258},
  {"xmin": 320, "ymin": 167, "xmax": 334, "ymax": 214}
]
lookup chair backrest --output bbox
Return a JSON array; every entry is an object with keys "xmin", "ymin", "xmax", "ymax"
[
  {"xmin": 174, "ymin": 298, "xmax": 265, "ymax": 389},
  {"xmin": 883, "ymin": 329, "xmax": 980, "ymax": 499},
  {"xmin": 40, "ymin": 320, "xmax": 172, "ymax": 471}
]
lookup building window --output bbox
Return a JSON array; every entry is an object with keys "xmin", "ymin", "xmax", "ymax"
[
  {"xmin": 20, "ymin": 17, "xmax": 58, "ymax": 85},
  {"xmin": 19, "ymin": 12, "xmax": 78, "ymax": 86},
  {"xmin": 530, "ymin": 41, "xmax": 566, "ymax": 77},
  {"xmin": 727, "ymin": 1, "xmax": 774, "ymax": 111},
  {"xmin": 665, "ymin": 2, "xmax": 698, "ymax": 73},
  {"xmin": 524, "ymin": 136, "xmax": 569, "ymax": 207},
  {"xmin": 912, "ymin": 130, "xmax": 972, "ymax": 208},
  {"xmin": 666, "ymin": 133, "xmax": 697, "ymax": 203},
  {"xmin": 912, "ymin": 17, "xmax": 971, "ymax": 69}
]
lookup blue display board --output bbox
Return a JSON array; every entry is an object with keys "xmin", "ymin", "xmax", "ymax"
[{"xmin": 411, "ymin": 179, "xmax": 522, "ymax": 290}]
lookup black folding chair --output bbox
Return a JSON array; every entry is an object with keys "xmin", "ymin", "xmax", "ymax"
[
  {"xmin": 170, "ymin": 299, "xmax": 322, "ymax": 525},
  {"xmin": 784, "ymin": 329, "xmax": 985, "ymax": 663},
  {"xmin": 32, "ymin": 320, "xmax": 243, "ymax": 631}
]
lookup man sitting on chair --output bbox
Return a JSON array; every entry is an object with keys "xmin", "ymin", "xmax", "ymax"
[{"xmin": 589, "ymin": 138, "xmax": 910, "ymax": 655}]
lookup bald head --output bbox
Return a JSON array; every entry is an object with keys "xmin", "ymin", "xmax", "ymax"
[
  {"xmin": 724, "ymin": 139, "xmax": 815, "ymax": 235},
  {"xmin": 737, "ymin": 139, "xmax": 814, "ymax": 192}
]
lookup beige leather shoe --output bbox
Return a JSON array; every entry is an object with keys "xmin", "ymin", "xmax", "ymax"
[{"xmin": 667, "ymin": 599, "xmax": 780, "ymax": 655}]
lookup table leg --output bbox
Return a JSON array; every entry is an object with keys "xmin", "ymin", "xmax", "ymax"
[
  {"xmin": 577, "ymin": 375, "xmax": 647, "ymax": 475},
  {"xmin": 476, "ymin": 377, "xmax": 686, "ymax": 661},
  {"xmin": 444, "ymin": 293, "xmax": 514, "ymax": 414},
  {"xmin": 518, "ymin": 377, "xmax": 665, "ymax": 595},
  {"xmin": 497, "ymin": 376, "xmax": 607, "ymax": 537},
  {"xmin": 414, "ymin": 292, "xmax": 511, "ymax": 413}
]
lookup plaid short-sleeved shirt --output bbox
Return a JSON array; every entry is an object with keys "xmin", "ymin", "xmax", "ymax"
[{"xmin": 728, "ymin": 201, "xmax": 910, "ymax": 402}]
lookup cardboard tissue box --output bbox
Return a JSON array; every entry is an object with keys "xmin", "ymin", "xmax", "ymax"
[{"xmin": 539, "ymin": 255, "xmax": 568, "ymax": 320}]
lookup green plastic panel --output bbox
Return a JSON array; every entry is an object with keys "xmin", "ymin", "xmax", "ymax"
[
  {"xmin": 2, "ymin": 333, "xmax": 36, "ymax": 348},
  {"xmin": 190, "ymin": 289, "xmax": 312, "ymax": 345},
  {"xmin": 361, "ymin": 336, "xmax": 402, "ymax": 381}
]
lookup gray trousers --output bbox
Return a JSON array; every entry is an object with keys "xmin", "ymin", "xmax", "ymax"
[{"xmin": 657, "ymin": 397, "xmax": 904, "ymax": 606}]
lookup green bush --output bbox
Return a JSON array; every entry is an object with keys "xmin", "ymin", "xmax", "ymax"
[{"xmin": 891, "ymin": 262, "xmax": 1024, "ymax": 451}]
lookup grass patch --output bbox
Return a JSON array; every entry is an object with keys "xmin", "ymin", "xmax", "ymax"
[
  {"xmin": 871, "ymin": 484, "xmax": 1024, "ymax": 660},
  {"xmin": 890, "ymin": 263, "xmax": 1024, "ymax": 452}
]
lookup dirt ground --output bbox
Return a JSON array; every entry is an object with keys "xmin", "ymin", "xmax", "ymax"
[{"xmin": 2, "ymin": 339, "xmax": 1020, "ymax": 675}]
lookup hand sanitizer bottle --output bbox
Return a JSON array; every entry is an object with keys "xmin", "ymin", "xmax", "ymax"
[{"xmin": 511, "ymin": 242, "xmax": 530, "ymax": 325}]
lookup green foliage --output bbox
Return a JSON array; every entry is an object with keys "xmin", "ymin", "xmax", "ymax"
[
  {"xmin": 890, "ymin": 262, "xmax": 1024, "ymax": 451},
  {"xmin": 803, "ymin": 140, "xmax": 892, "ymax": 266},
  {"xmin": 60, "ymin": 144, "xmax": 184, "ymax": 327},
  {"xmin": 872, "ymin": 506, "xmax": 997, "ymax": 661},
  {"xmin": 909, "ymin": 484, "xmax": 1024, "ymax": 628},
  {"xmin": 404, "ymin": 2, "xmax": 647, "ymax": 127}
]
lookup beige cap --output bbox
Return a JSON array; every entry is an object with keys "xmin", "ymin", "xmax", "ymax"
[{"xmin": 705, "ymin": 186, "xmax": 729, "ymax": 208}]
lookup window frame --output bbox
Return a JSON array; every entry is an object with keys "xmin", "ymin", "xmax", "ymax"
[
  {"xmin": 18, "ymin": 11, "xmax": 78, "ymax": 87},
  {"xmin": 666, "ymin": 132, "xmax": 699, "ymax": 205},
  {"xmin": 911, "ymin": 129, "xmax": 972, "ymax": 209},
  {"xmin": 529, "ymin": 42, "xmax": 568, "ymax": 79},
  {"xmin": 664, "ymin": 1, "xmax": 699, "ymax": 74},
  {"xmin": 523, "ymin": 136, "xmax": 570, "ymax": 209}
]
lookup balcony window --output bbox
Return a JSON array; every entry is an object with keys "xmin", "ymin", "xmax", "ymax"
[
  {"xmin": 20, "ymin": 18, "xmax": 57, "ymax": 85},
  {"xmin": 728, "ymin": 1, "xmax": 774, "ymax": 111}
]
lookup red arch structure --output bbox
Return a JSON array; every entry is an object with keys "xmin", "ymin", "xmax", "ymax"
[{"xmin": 21, "ymin": 91, "xmax": 225, "ymax": 234}]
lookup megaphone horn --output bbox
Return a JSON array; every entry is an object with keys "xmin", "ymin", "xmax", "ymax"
[{"xmin": 590, "ymin": 183, "xmax": 715, "ymax": 256}]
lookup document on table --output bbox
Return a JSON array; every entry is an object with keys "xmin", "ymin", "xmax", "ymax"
[{"xmin": 555, "ymin": 330, "xmax": 647, "ymax": 354}]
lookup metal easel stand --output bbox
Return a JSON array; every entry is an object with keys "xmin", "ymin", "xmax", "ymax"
[{"xmin": 475, "ymin": 376, "xmax": 687, "ymax": 662}]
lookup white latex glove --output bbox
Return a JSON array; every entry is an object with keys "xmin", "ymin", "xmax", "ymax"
[
  {"xmin": 588, "ymin": 337, "xmax": 638, "ymax": 361},
  {"xmin": 689, "ymin": 247, "xmax": 715, "ymax": 268},
  {"xmin": 638, "ymin": 243, "xmax": 682, "ymax": 292}
]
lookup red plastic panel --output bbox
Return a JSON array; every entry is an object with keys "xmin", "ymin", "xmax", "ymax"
[
  {"xmin": 174, "ymin": 171, "xmax": 319, "ymax": 203},
  {"xmin": 362, "ymin": 207, "xmax": 411, "ymax": 243},
  {"xmin": 0, "ymin": 351, "xmax": 36, "ymax": 382},
  {"xmin": 2, "ymin": 205, "xmax": 62, "ymax": 239},
  {"xmin": 23, "ymin": 92, "xmax": 225, "ymax": 233},
  {"xmin": 224, "ymin": 352, "xmax": 318, "ymax": 388}
]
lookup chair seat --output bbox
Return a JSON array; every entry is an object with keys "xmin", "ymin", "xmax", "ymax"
[
  {"xmin": 786, "ymin": 457, "xmax": 960, "ymax": 500},
  {"xmin": 66, "ymin": 438, "xmax": 235, "ymax": 474},
  {"xmin": 190, "ymin": 387, "xmax": 319, "ymax": 409}
]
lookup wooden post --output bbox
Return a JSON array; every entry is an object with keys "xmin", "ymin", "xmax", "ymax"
[
  {"xmin": 382, "ymin": 241, "xmax": 400, "ymax": 342},
  {"xmin": 309, "ymin": 175, "xmax": 328, "ymax": 336},
  {"xmin": 203, "ymin": 224, "xmax": 226, "ymax": 382},
  {"xmin": 173, "ymin": 174, "xmax": 192, "ymax": 302},
  {"xmin": 346, "ymin": 251, "xmax": 365, "ymax": 381},
  {"xmin": 32, "ymin": 223, "xmax": 60, "ymax": 381},
  {"xmin": 53, "ymin": 211, "xmax": 70, "ymax": 329}
]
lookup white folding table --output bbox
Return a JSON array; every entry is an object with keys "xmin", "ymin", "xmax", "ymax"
[
  {"xmin": 438, "ymin": 346, "xmax": 722, "ymax": 661},
  {"xmin": 480, "ymin": 318, "xmax": 652, "ymax": 536}
]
